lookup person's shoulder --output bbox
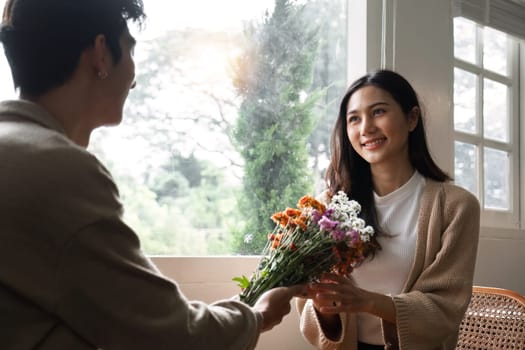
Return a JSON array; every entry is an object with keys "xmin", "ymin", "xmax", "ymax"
[
  {"xmin": 4, "ymin": 123, "xmax": 118, "ymax": 202},
  {"xmin": 30, "ymin": 133, "xmax": 111, "ymax": 183},
  {"xmin": 425, "ymin": 179, "xmax": 480, "ymax": 213},
  {"xmin": 48, "ymin": 143, "xmax": 119, "ymax": 199},
  {"xmin": 34, "ymin": 140, "xmax": 123, "ymax": 222},
  {"xmin": 0, "ymin": 112, "xmax": 99, "ymax": 173}
]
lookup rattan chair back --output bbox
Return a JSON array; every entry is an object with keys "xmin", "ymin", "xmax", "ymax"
[{"xmin": 456, "ymin": 286, "xmax": 525, "ymax": 349}]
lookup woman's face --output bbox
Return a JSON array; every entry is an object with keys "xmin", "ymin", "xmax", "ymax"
[{"xmin": 345, "ymin": 85, "xmax": 418, "ymax": 170}]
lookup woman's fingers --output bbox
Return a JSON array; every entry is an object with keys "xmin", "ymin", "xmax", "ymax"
[
  {"xmin": 318, "ymin": 273, "xmax": 352, "ymax": 284},
  {"xmin": 308, "ymin": 274, "xmax": 352, "ymax": 294}
]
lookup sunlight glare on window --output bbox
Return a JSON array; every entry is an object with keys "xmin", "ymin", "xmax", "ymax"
[
  {"xmin": 483, "ymin": 78, "xmax": 508, "ymax": 143},
  {"xmin": 484, "ymin": 147, "xmax": 509, "ymax": 210},
  {"xmin": 454, "ymin": 141, "xmax": 478, "ymax": 196},
  {"xmin": 483, "ymin": 27, "xmax": 508, "ymax": 76},
  {"xmin": 454, "ymin": 17, "xmax": 476, "ymax": 64},
  {"xmin": 454, "ymin": 68, "xmax": 477, "ymax": 134}
]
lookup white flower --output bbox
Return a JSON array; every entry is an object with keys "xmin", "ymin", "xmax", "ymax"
[
  {"xmin": 363, "ymin": 226, "xmax": 375, "ymax": 235},
  {"xmin": 360, "ymin": 226, "xmax": 375, "ymax": 242},
  {"xmin": 351, "ymin": 218, "xmax": 365, "ymax": 230},
  {"xmin": 244, "ymin": 234, "xmax": 254, "ymax": 244},
  {"xmin": 348, "ymin": 200, "xmax": 361, "ymax": 214},
  {"xmin": 338, "ymin": 221, "xmax": 352, "ymax": 231}
]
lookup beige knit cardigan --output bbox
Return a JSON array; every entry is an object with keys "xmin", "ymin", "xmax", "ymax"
[{"xmin": 297, "ymin": 180, "xmax": 480, "ymax": 350}]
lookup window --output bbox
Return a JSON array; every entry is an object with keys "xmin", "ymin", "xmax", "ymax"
[{"xmin": 453, "ymin": 16, "xmax": 521, "ymax": 228}]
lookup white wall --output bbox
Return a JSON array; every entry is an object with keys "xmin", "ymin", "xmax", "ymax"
[
  {"xmin": 152, "ymin": 257, "xmax": 314, "ymax": 350},
  {"xmin": 153, "ymin": 0, "xmax": 524, "ymax": 349}
]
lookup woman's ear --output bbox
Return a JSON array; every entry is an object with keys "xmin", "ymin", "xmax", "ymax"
[{"xmin": 408, "ymin": 106, "xmax": 420, "ymax": 132}]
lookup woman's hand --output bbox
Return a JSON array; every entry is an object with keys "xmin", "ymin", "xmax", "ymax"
[
  {"xmin": 307, "ymin": 273, "xmax": 397, "ymax": 324},
  {"xmin": 308, "ymin": 273, "xmax": 371, "ymax": 313}
]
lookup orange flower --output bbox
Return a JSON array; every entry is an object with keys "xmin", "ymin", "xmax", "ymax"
[
  {"xmin": 294, "ymin": 216, "xmax": 308, "ymax": 231},
  {"xmin": 333, "ymin": 243, "xmax": 359, "ymax": 276},
  {"xmin": 268, "ymin": 233, "xmax": 282, "ymax": 250},
  {"xmin": 271, "ymin": 212, "xmax": 289, "ymax": 227},
  {"xmin": 297, "ymin": 195, "xmax": 326, "ymax": 212},
  {"xmin": 285, "ymin": 207, "xmax": 302, "ymax": 218}
]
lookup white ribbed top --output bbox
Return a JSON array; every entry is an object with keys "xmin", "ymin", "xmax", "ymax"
[{"xmin": 352, "ymin": 171, "xmax": 426, "ymax": 345}]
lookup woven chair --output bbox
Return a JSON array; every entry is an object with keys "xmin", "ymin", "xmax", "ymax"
[{"xmin": 456, "ymin": 286, "xmax": 525, "ymax": 349}]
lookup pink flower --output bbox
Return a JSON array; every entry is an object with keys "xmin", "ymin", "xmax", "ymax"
[
  {"xmin": 324, "ymin": 208, "xmax": 334, "ymax": 218},
  {"xmin": 330, "ymin": 229, "xmax": 346, "ymax": 241},
  {"xmin": 347, "ymin": 229, "xmax": 360, "ymax": 245},
  {"xmin": 312, "ymin": 209, "xmax": 323, "ymax": 223},
  {"xmin": 319, "ymin": 216, "xmax": 338, "ymax": 231}
]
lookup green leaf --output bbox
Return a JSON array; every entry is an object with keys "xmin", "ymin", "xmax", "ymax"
[{"xmin": 232, "ymin": 275, "xmax": 250, "ymax": 289}]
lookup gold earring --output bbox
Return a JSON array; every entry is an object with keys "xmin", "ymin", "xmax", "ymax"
[{"xmin": 97, "ymin": 71, "xmax": 108, "ymax": 80}]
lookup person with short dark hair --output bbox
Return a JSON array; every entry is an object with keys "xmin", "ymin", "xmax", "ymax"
[
  {"xmin": 297, "ymin": 70, "xmax": 480, "ymax": 350},
  {"xmin": 0, "ymin": 0, "xmax": 303, "ymax": 348}
]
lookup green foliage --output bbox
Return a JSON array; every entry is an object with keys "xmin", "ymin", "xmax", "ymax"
[
  {"xmin": 304, "ymin": 0, "xmax": 348, "ymax": 189},
  {"xmin": 232, "ymin": 0, "xmax": 322, "ymax": 254},
  {"xmin": 150, "ymin": 153, "xmax": 204, "ymax": 201},
  {"xmin": 107, "ymin": 158, "xmax": 243, "ymax": 256},
  {"xmin": 232, "ymin": 275, "xmax": 250, "ymax": 289}
]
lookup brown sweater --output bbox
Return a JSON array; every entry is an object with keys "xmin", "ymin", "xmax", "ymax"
[
  {"xmin": 297, "ymin": 179, "xmax": 480, "ymax": 350},
  {"xmin": 0, "ymin": 100, "xmax": 262, "ymax": 350}
]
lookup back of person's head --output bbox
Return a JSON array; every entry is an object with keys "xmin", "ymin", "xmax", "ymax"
[{"xmin": 0, "ymin": 0, "xmax": 145, "ymax": 98}]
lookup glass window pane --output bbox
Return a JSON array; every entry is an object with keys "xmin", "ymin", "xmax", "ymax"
[
  {"xmin": 483, "ymin": 26, "xmax": 508, "ymax": 76},
  {"xmin": 483, "ymin": 78, "xmax": 508, "ymax": 142},
  {"xmin": 454, "ymin": 17, "xmax": 477, "ymax": 64},
  {"xmin": 454, "ymin": 141, "xmax": 478, "ymax": 196},
  {"xmin": 454, "ymin": 68, "xmax": 477, "ymax": 134},
  {"xmin": 483, "ymin": 147, "xmax": 509, "ymax": 210},
  {"xmin": 84, "ymin": 0, "xmax": 347, "ymax": 256}
]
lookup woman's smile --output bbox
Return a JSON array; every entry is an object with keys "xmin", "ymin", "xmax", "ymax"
[{"xmin": 361, "ymin": 137, "xmax": 387, "ymax": 150}]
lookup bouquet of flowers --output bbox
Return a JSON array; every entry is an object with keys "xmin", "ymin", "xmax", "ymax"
[{"xmin": 233, "ymin": 191, "xmax": 375, "ymax": 306}]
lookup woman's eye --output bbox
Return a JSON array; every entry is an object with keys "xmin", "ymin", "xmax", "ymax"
[
  {"xmin": 373, "ymin": 108, "xmax": 385, "ymax": 116},
  {"xmin": 348, "ymin": 115, "xmax": 359, "ymax": 123}
]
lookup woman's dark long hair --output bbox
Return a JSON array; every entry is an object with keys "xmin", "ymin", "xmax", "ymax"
[{"xmin": 325, "ymin": 69, "xmax": 451, "ymax": 257}]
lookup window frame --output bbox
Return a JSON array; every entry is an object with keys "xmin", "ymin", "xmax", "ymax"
[
  {"xmin": 521, "ymin": 43, "xmax": 525, "ymax": 231},
  {"xmin": 453, "ymin": 18, "xmax": 522, "ymax": 230}
]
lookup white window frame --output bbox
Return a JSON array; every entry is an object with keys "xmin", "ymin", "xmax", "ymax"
[
  {"xmin": 521, "ymin": 43, "xmax": 525, "ymax": 231},
  {"xmin": 453, "ymin": 19, "xmax": 522, "ymax": 230}
]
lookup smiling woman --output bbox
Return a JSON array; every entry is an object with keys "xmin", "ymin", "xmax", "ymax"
[{"xmin": 84, "ymin": 0, "xmax": 348, "ymax": 256}]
